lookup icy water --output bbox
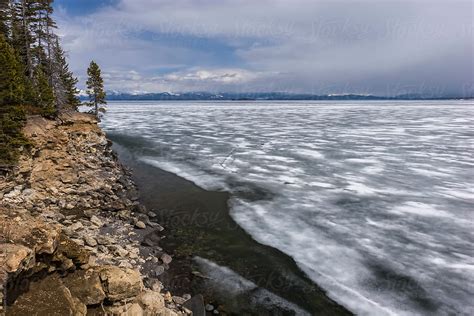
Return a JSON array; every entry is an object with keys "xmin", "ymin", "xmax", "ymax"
[{"xmin": 102, "ymin": 101, "xmax": 474, "ymax": 315}]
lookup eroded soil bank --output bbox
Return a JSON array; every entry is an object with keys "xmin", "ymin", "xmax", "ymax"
[{"xmin": 0, "ymin": 112, "xmax": 199, "ymax": 315}]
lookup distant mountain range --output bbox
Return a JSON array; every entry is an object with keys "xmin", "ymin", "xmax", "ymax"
[{"xmin": 79, "ymin": 91, "xmax": 471, "ymax": 101}]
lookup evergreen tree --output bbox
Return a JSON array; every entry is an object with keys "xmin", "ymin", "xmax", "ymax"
[
  {"xmin": 86, "ymin": 60, "xmax": 106, "ymax": 118},
  {"xmin": 0, "ymin": 34, "xmax": 24, "ymax": 104},
  {"xmin": 0, "ymin": 34, "xmax": 27, "ymax": 165},
  {"xmin": 51, "ymin": 35, "xmax": 79, "ymax": 111},
  {"xmin": 0, "ymin": 0, "xmax": 9, "ymax": 38},
  {"xmin": 32, "ymin": 64, "xmax": 55, "ymax": 116},
  {"xmin": 13, "ymin": 0, "xmax": 36, "ymax": 79}
]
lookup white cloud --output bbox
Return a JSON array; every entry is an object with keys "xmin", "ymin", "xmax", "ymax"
[{"xmin": 55, "ymin": 0, "xmax": 473, "ymax": 96}]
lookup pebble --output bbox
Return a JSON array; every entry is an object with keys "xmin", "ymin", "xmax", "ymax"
[
  {"xmin": 90, "ymin": 215, "xmax": 103, "ymax": 227},
  {"xmin": 206, "ymin": 304, "xmax": 215, "ymax": 311},
  {"xmin": 98, "ymin": 245, "xmax": 109, "ymax": 253},
  {"xmin": 112, "ymin": 246, "xmax": 129, "ymax": 257},
  {"xmin": 84, "ymin": 236, "xmax": 98, "ymax": 247},
  {"xmin": 69, "ymin": 222, "xmax": 83, "ymax": 231},
  {"xmin": 182, "ymin": 294, "xmax": 191, "ymax": 301},
  {"xmin": 135, "ymin": 221, "xmax": 146, "ymax": 229},
  {"xmin": 160, "ymin": 253, "xmax": 172, "ymax": 265},
  {"xmin": 173, "ymin": 296, "xmax": 186, "ymax": 305},
  {"xmin": 96, "ymin": 235, "xmax": 113, "ymax": 245},
  {"xmin": 154, "ymin": 265, "xmax": 165, "ymax": 277}
]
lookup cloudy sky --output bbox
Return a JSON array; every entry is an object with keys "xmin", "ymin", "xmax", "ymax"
[{"xmin": 53, "ymin": 0, "xmax": 473, "ymax": 96}]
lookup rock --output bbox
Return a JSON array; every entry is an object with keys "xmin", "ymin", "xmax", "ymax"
[
  {"xmin": 182, "ymin": 294, "xmax": 191, "ymax": 301},
  {"xmin": 160, "ymin": 253, "xmax": 172, "ymax": 265},
  {"xmin": 63, "ymin": 269, "xmax": 106, "ymax": 305},
  {"xmin": 206, "ymin": 304, "xmax": 215, "ymax": 311},
  {"xmin": 54, "ymin": 234, "xmax": 90, "ymax": 266},
  {"xmin": 1, "ymin": 244, "xmax": 34, "ymax": 273},
  {"xmin": 98, "ymin": 266, "xmax": 143, "ymax": 301},
  {"xmin": 163, "ymin": 291, "xmax": 172, "ymax": 303},
  {"xmin": 159, "ymin": 308, "xmax": 179, "ymax": 316},
  {"xmin": 137, "ymin": 289, "xmax": 165, "ymax": 314},
  {"xmin": 183, "ymin": 295, "xmax": 206, "ymax": 316},
  {"xmin": 153, "ymin": 265, "xmax": 166, "ymax": 277},
  {"xmin": 96, "ymin": 235, "xmax": 114, "ymax": 245},
  {"xmin": 118, "ymin": 261, "xmax": 133, "ymax": 269},
  {"xmin": 71, "ymin": 238, "xmax": 84, "ymax": 246},
  {"xmin": 69, "ymin": 222, "xmax": 83, "ymax": 231},
  {"xmin": 83, "ymin": 209, "xmax": 96, "ymax": 218},
  {"xmin": 173, "ymin": 296, "xmax": 187, "ymax": 305},
  {"xmin": 6, "ymin": 275, "xmax": 87, "ymax": 316},
  {"xmin": 111, "ymin": 245, "xmax": 129, "ymax": 257},
  {"xmin": 90, "ymin": 215, "xmax": 103, "ymax": 227},
  {"xmin": 105, "ymin": 303, "xmax": 143, "ymax": 316},
  {"xmin": 135, "ymin": 221, "xmax": 146, "ymax": 229},
  {"xmin": 84, "ymin": 236, "xmax": 98, "ymax": 247},
  {"xmin": 60, "ymin": 258, "xmax": 75, "ymax": 271},
  {"xmin": 151, "ymin": 280, "xmax": 163, "ymax": 292},
  {"xmin": 128, "ymin": 303, "xmax": 144, "ymax": 316}
]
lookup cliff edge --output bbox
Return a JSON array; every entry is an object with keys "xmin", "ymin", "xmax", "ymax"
[{"xmin": 0, "ymin": 112, "xmax": 196, "ymax": 315}]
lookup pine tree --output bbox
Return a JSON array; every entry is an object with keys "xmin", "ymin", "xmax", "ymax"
[
  {"xmin": 0, "ymin": 34, "xmax": 24, "ymax": 104},
  {"xmin": 13, "ymin": 0, "xmax": 37, "ymax": 79},
  {"xmin": 0, "ymin": 0, "xmax": 9, "ymax": 38},
  {"xmin": 51, "ymin": 35, "xmax": 79, "ymax": 111},
  {"xmin": 32, "ymin": 64, "xmax": 55, "ymax": 116},
  {"xmin": 0, "ymin": 34, "xmax": 27, "ymax": 165},
  {"xmin": 86, "ymin": 60, "xmax": 106, "ymax": 118}
]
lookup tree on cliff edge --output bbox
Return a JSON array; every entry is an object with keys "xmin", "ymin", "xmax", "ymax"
[
  {"xmin": 0, "ymin": 34, "xmax": 28, "ymax": 165},
  {"xmin": 86, "ymin": 60, "xmax": 106, "ymax": 119}
]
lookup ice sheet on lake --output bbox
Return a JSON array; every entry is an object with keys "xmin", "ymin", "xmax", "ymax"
[{"xmin": 102, "ymin": 100, "xmax": 474, "ymax": 316}]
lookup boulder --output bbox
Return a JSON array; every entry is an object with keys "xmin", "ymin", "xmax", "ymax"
[
  {"xmin": 137, "ymin": 289, "xmax": 165, "ymax": 314},
  {"xmin": 183, "ymin": 294, "xmax": 206, "ymax": 316},
  {"xmin": 98, "ymin": 266, "xmax": 143, "ymax": 301},
  {"xmin": 6, "ymin": 275, "xmax": 87, "ymax": 316},
  {"xmin": 63, "ymin": 269, "xmax": 106, "ymax": 305},
  {"xmin": 1, "ymin": 244, "xmax": 34, "ymax": 273}
]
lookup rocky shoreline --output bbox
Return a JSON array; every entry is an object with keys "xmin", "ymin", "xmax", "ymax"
[{"xmin": 0, "ymin": 112, "xmax": 203, "ymax": 315}]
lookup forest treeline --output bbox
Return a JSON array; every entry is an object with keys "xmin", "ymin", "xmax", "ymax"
[{"xmin": 0, "ymin": 0, "xmax": 105, "ymax": 166}]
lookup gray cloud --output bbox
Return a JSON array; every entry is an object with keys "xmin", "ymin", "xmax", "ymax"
[{"xmin": 56, "ymin": 0, "xmax": 473, "ymax": 96}]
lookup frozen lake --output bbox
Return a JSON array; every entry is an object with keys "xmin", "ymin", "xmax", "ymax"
[{"xmin": 102, "ymin": 100, "xmax": 474, "ymax": 315}]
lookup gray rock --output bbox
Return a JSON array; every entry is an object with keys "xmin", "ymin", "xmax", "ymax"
[
  {"xmin": 173, "ymin": 296, "xmax": 186, "ymax": 305},
  {"xmin": 160, "ymin": 253, "xmax": 172, "ymax": 265},
  {"xmin": 90, "ymin": 215, "xmax": 103, "ymax": 227},
  {"xmin": 206, "ymin": 304, "xmax": 215, "ymax": 311},
  {"xmin": 182, "ymin": 294, "xmax": 192, "ymax": 301},
  {"xmin": 153, "ymin": 265, "xmax": 165, "ymax": 277},
  {"xmin": 183, "ymin": 295, "xmax": 206, "ymax": 316},
  {"xmin": 98, "ymin": 245, "xmax": 109, "ymax": 254},
  {"xmin": 84, "ymin": 236, "xmax": 98, "ymax": 247}
]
